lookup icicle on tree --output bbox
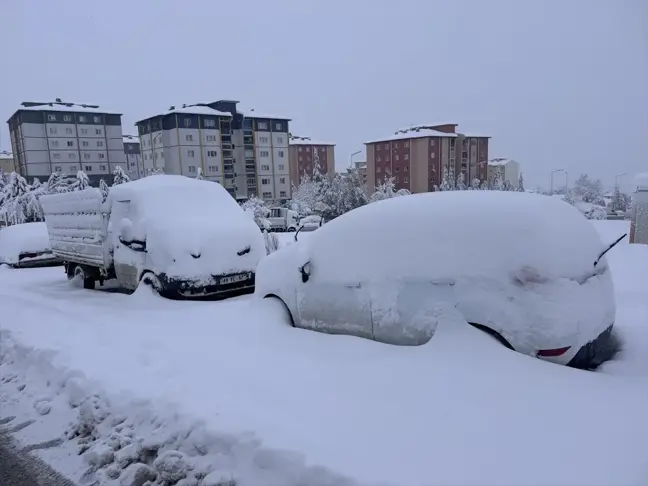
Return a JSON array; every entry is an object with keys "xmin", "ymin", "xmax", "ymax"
[
  {"xmin": 195, "ymin": 167, "xmax": 204, "ymax": 180},
  {"xmin": 456, "ymin": 172, "xmax": 467, "ymax": 190},
  {"xmin": 518, "ymin": 172, "xmax": 525, "ymax": 192},
  {"xmin": 99, "ymin": 179, "xmax": 110, "ymax": 203},
  {"xmin": 113, "ymin": 165, "xmax": 130, "ymax": 186}
]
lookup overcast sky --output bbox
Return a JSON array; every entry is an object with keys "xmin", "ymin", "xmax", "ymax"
[{"xmin": 2, "ymin": 0, "xmax": 646, "ymax": 191}]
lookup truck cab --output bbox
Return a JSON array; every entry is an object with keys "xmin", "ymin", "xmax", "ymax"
[{"xmin": 267, "ymin": 207, "xmax": 300, "ymax": 232}]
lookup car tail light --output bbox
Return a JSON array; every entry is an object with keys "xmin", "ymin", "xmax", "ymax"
[{"xmin": 537, "ymin": 346, "xmax": 571, "ymax": 357}]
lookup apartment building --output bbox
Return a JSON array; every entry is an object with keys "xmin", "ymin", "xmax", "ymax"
[
  {"xmin": 364, "ymin": 123, "xmax": 490, "ymax": 194},
  {"xmin": 122, "ymin": 134, "xmax": 142, "ymax": 180},
  {"xmin": 0, "ymin": 150, "xmax": 15, "ymax": 174},
  {"xmin": 6, "ymin": 100, "xmax": 127, "ymax": 185},
  {"xmin": 288, "ymin": 136, "xmax": 335, "ymax": 186},
  {"xmin": 487, "ymin": 158, "xmax": 520, "ymax": 187},
  {"xmin": 135, "ymin": 100, "xmax": 291, "ymax": 201}
]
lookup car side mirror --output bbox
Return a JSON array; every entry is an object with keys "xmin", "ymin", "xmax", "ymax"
[{"xmin": 300, "ymin": 261, "xmax": 311, "ymax": 283}]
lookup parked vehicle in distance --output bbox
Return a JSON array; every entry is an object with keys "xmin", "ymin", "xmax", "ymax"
[
  {"xmin": 266, "ymin": 207, "xmax": 300, "ymax": 232},
  {"xmin": 298, "ymin": 214, "xmax": 324, "ymax": 232},
  {"xmin": 0, "ymin": 222, "xmax": 61, "ymax": 268},
  {"xmin": 256, "ymin": 190, "xmax": 620, "ymax": 370},
  {"xmin": 40, "ymin": 175, "xmax": 265, "ymax": 299}
]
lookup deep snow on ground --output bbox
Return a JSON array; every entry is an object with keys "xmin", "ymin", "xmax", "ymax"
[{"xmin": 0, "ymin": 220, "xmax": 647, "ymax": 486}]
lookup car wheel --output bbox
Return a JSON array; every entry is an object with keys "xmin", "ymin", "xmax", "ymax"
[
  {"xmin": 263, "ymin": 295, "xmax": 295, "ymax": 327},
  {"xmin": 140, "ymin": 272, "xmax": 164, "ymax": 296},
  {"xmin": 73, "ymin": 265, "xmax": 95, "ymax": 290}
]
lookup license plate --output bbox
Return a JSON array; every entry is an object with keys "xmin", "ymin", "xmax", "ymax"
[{"xmin": 219, "ymin": 273, "xmax": 249, "ymax": 285}]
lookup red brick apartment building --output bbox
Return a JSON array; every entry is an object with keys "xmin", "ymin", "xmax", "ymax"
[
  {"xmin": 364, "ymin": 123, "xmax": 489, "ymax": 193},
  {"xmin": 288, "ymin": 136, "xmax": 335, "ymax": 186}
]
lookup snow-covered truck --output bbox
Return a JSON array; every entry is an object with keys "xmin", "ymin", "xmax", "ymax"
[
  {"xmin": 266, "ymin": 207, "xmax": 300, "ymax": 232},
  {"xmin": 39, "ymin": 175, "xmax": 266, "ymax": 299}
]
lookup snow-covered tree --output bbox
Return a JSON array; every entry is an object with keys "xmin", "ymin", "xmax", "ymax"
[
  {"xmin": 610, "ymin": 185, "xmax": 628, "ymax": 212},
  {"xmin": 480, "ymin": 180, "xmax": 489, "ymax": 190},
  {"xmin": 290, "ymin": 170, "xmax": 330, "ymax": 218},
  {"xmin": 491, "ymin": 167, "xmax": 504, "ymax": 191},
  {"xmin": 470, "ymin": 178, "xmax": 480, "ymax": 190},
  {"xmin": 573, "ymin": 174, "xmax": 604, "ymax": 205},
  {"xmin": 99, "ymin": 179, "xmax": 110, "ymax": 203},
  {"xmin": 370, "ymin": 176, "xmax": 411, "ymax": 203},
  {"xmin": 241, "ymin": 196, "xmax": 270, "ymax": 227},
  {"xmin": 456, "ymin": 172, "xmax": 467, "ymax": 191},
  {"xmin": 563, "ymin": 189, "xmax": 576, "ymax": 206},
  {"xmin": 113, "ymin": 165, "xmax": 130, "ymax": 186},
  {"xmin": 150, "ymin": 168, "xmax": 164, "ymax": 176},
  {"xmin": 518, "ymin": 172, "xmax": 525, "ymax": 192},
  {"xmin": 318, "ymin": 170, "xmax": 368, "ymax": 220},
  {"xmin": 0, "ymin": 172, "xmax": 44, "ymax": 225},
  {"xmin": 46, "ymin": 171, "xmax": 73, "ymax": 194},
  {"xmin": 439, "ymin": 166, "xmax": 453, "ymax": 191},
  {"xmin": 71, "ymin": 170, "xmax": 89, "ymax": 191},
  {"xmin": 195, "ymin": 167, "xmax": 204, "ymax": 180}
]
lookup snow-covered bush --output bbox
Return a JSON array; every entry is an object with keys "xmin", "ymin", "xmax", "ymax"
[
  {"xmin": 370, "ymin": 176, "xmax": 410, "ymax": 203},
  {"xmin": 72, "ymin": 170, "xmax": 90, "ymax": 191},
  {"xmin": 99, "ymin": 179, "xmax": 110, "ymax": 202},
  {"xmin": 113, "ymin": 166, "xmax": 130, "ymax": 186},
  {"xmin": 241, "ymin": 196, "xmax": 270, "ymax": 227}
]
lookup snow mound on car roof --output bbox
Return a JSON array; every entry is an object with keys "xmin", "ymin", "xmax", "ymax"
[
  {"xmin": 0, "ymin": 222, "xmax": 52, "ymax": 264},
  {"xmin": 311, "ymin": 191, "xmax": 606, "ymax": 284}
]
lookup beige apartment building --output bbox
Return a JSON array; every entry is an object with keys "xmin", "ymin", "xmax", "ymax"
[
  {"xmin": 364, "ymin": 123, "xmax": 490, "ymax": 193},
  {"xmin": 0, "ymin": 150, "xmax": 16, "ymax": 174},
  {"xmin": 288, "ymin": 136, "xmax": 335, "ymax": 186}
]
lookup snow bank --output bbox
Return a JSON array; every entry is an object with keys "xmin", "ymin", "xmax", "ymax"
[{"xmin": 0, "ymin": 222, "xmax": 52, "ymax": 265}]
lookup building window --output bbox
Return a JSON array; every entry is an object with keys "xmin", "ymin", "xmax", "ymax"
[
  {"xmin": 208, "ymin": 165, "xmax": 218, "ymax": 172},
  {"xmin": 100, "ymin": 165, "xmax": 107, "ymax": 171},
  {"xmin": 430, "ymin": 152, "xmax": 435, "ymax": 159},
  {"xmin": 262, "ymin": 191, "xmax": 272, "ymax": 198},
  {"xmin": 377, "ymin": 156, "xmax": 381, "ymax": 162},
  {"xmin": 85, "ymin": 165, "xmax": 92, "ymax": 171},
  {"xmin": 54, "ymin": 166, "xmax": 62, "ymax": 172},
  {"xmin": 377, "ymin": 167, "xmax": 382, "ymax": 173},
  {"xmin": 298, "ymin": 156, "xmax": 303, "ymax": 162},
  {"xmin": 260, "ymin": 150, "xmax": 269, "ymax": 157},
  {"xmin": 258, "ymin": 122, "xmax": 268, "ymax": 131},
  {"xmin": 82, "ymin": 141, "xmax": 89, "ymax": 147},
  {"xmin": 188, "ymin": 150, "xmax": 195, "ymax": 157},
  {"xmin": 186, "ymin": 134, "xmax": 193, "ymax": 141},
  {"xmin": 279, "ymin": 191, "xmax": 287, "ymax": 198},
  {"xmin": 97, "ymin": 140, "xmax": 104, "ymax": 147},
  {"xmin": 94, "ymin": 116, "xmax": 101, "ymax": 123},
  {"xmin": 261, "ymin": 178, "xmax": 270, "ymax": 185},
  {"xmin": 278, "ymin": 164, "xmax": 284, "ymax": 171},
  {"xmin": 404, "ymin": 142, "xmax": 409, "ymax": 148},
  {"xmin": 49, "ymin": 127, "xmax": 57, "ymax": 134},
  {"xmin": 277, "ymin": 136, "xmax": 284, "ymax": 143},
  {"xmin": 275, "ymin": 123, "xmax": 282, "ymax": 131},
  {"xmin": 395, "ymin": 167, "xmax": 400, "ymax": 173},
  {"xmin": 384, "ymin": 144, "xmax": 388, "ymax": 150},
  {"xmin": 404, "ymin": 177, "xmax": 409, "ymax": 183},
  {"xmin": 52, "ymin": 152, "xmax": 61, "ymax": 159},
  {"xmin": 63, "ymin": 115, "xmax": 72, "ymax": 122},
  {"xmin": 203, "ymin": 119, "xmax": 216, "ymax": 128},
  {"xmin": 98, "ymin": 153, "xmax": 105, "ymax": 159},
  {"xmin": 47, "ymin": 114, "xmax": 57, "ymax": 121},
  {"xmin": 70, "ymin": 165, "xmax": 77, "ymax": 171},
  {"xmin": 95, "ymin": 128, "xmax": 102, "ymax": 135},
  {"xmin": 184, "ymin": 118, "xmax": 192, "ymax": 128},
  {"xmin": 404, "ymin": 154, "xmax": 409, "ymax": 160},
  {"xmin": 279, "ymin": 177, "xmax": 286, "ymax": 184},
  {"xmin": 404, "ymin": 165, "xmax": 409, "ymax": 172},
  {"xmin": 430, "ymin": 139, "xmax": 436, "ymax": 147},
  {"xmin": 66, "ymin": 127, "xmax": 73, "ymax": 134},
  {"xmin": 84, "ymin": 153, "xmax": 91, "ymax": 160},
  {"xmin": 261, "ymin": 164, "xmax": 270, "ymax": 171},
  {"xmin": 68, "ymin": 153, "xmax": 76, "ymax": 159},
  {"xmin": 205, "ymin": 135, "xmax": 217, "ymax": 142},
  {"xmin": 188, "ymin": 166, "xmax": 197, "ymax": 173},
  {"xmin": 278, "ymin": 150, "xmax": 284, "ymax": 157},
  {"xmin": 81, "ymin": 128, "xmax": 88, "ymax": 135},
  {"xmin": 207, "ymin": 150, "xmax": 218, "ymax": 157},
  {"xmin": 52, "ymin": 140, "xmax": 59, "ymax": 147},
  {"xmin": 260, "ymin": 136, "xmax": 269, "ymax": 144},
  {"xmin": 79, "ymin": 116, "xmax": 87, "ymax": 123},
  {"xmin": 67, "ymin": 141, "xmax": 74, "ymax": 147},
  {"xmin": 298, "ymin": 147, "xmax": 303, "ymax": 152},
  {"xmin": 395, "ymin": 154, "xmax": 399, "ymax": 161}
]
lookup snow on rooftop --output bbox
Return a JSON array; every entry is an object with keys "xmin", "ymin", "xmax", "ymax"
[
  {"xmin": 365, "ymin": 127, "xmax": 458, "ymax": 144},
  {"xmin": 166, "ymin": 105, "xmax": 232, "ymax": 117},
  {"xmin": 634, "ymin": 172, "xmax": 648, "ymax": 190},
  {"xmin": 237, "ymin": 107, "xmax": 291, "ymax": 120},
  {"xmin": 15, "ymin": 102, "xmax": 120, "ymax": 115},
  {"xmin": 122, "ymin": 135, "xmax": 140, "ymax": 144},
  {"xmin": 488, "ymin": 158, "xmax": 516, "ymax": 166},
  {"xmin": 289, "ymin": 137, "xmax": 335, "ymax": 146}
]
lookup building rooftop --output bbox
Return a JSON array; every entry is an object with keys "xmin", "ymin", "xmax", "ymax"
[
  {"xmin": 123, "ymin": 135, "xmax": 140, "ymax": 144},
  {"xmin": 237, "ymin": 107, "xmax": 291, "ymax": 121},
  {"xmin": 15, "ymin": 101, "xmax": 120, "ymax": 114},
  {"xmin": 488, "ymin": 158, "xmax": 516, "ymax": 167},
  {"xmin": 289, "ymin": 136, "xmax": 335, "ymax": 146},
  {"xmin": 365, "ymin": 127, "xmax": 458, "ymax": 144}
]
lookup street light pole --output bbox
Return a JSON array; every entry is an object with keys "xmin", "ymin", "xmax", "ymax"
[
  {"xmin": 615, "ymin": 172, "xmax": 627, "ymax": 188},
  {"xmin": 550, "ymin": 168, "xmax": 564, "ymax": 195},
  {"xmin": 349, "ymin": 150, "xmax": 361, "ymax": 170}
]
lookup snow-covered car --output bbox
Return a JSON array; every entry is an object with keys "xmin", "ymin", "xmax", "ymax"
[
  {"xmin": 255, "ymin": 191, "xmax": 619, "ymax": 369},
  {"xmin": 40, "ymin": 175, "xmax": 265, "ymax": 299},
  {"xmin": 0, "ymin": 222, "xmax": 61, "ymax": 268}
]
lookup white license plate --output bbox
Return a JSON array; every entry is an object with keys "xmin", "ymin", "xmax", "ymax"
[{"xmin": 219, "ymin": 273, "xmax": 249, "ymax": 285}]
